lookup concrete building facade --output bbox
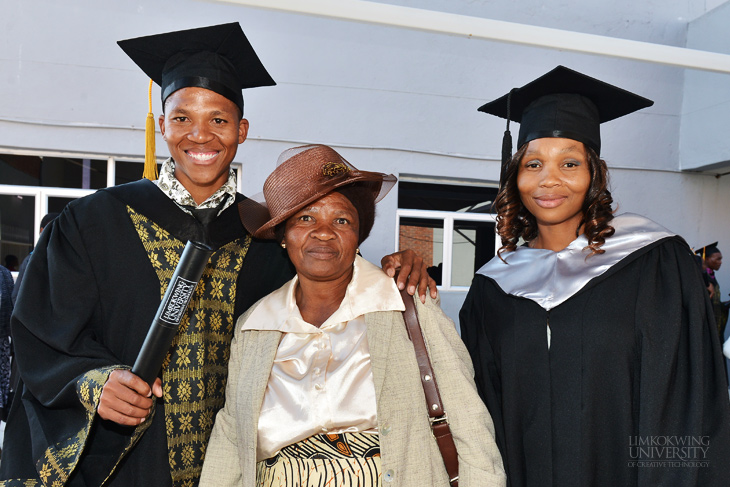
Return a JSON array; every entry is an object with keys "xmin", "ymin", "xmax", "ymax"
[{"xmin": 2, "ymin": 0, "xmax": 730, "ymax": 321}]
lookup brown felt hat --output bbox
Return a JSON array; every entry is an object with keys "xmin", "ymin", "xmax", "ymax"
[{"xmin": 239, "ymin": 144, "xmax": 396, "ymax": 240}]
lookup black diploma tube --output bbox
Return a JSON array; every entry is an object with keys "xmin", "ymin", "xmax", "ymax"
[{"xmin": 132, "ymin": 240, "xmax": 214, "ymax": 385}]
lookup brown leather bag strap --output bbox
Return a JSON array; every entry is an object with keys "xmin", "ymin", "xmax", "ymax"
[{"xmin": 400, "ymin": 288, "xmax": 459, "ymax": 487}]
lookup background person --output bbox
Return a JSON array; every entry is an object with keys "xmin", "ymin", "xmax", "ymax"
[
  {"xmin": 1, "ymin": 258, "xmax": 17, "ymax": 274},
  {"xmin": 0, "ymin": 266, "xmax": 12, "ymax": 427},
  {"xmin": 696, "ymin": 242, "xmax": 727, "ymax": 340},
  {"xmin": 460, "ymin": 66, "xmax": 730, "ymax": 487},
  {"xmin": 201, "ymin": 144, "xmax": 506, "ymax": 487}
]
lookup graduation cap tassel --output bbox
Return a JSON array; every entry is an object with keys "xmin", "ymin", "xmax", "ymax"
[
  {"xmin": 143, "ymin": 79, "xmax": 158, "ymax": 181},
  {"xmin": 500, "ymin": 128, "xmax": 512, "ymax": 188},
  {"xmin": 499, "ymin": 89, "xmax": 516, "ymax": 189}
]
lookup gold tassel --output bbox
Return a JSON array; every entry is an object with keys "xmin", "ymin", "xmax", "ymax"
[{"xmin": 143, "ymin": 79, "xmax": 158, "ymax": 181}]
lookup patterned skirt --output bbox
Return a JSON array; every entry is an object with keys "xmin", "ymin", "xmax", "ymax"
[{"xmin": 256, "ymin": 431, "xmax": 381, "ymax": 487}]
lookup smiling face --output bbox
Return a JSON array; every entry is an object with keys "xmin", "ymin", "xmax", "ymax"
[
  {"xmin": 517, "ymin": 137, "xmax": 591, "ymax": 235},
  {"xmin": 159, "ymin": 87, "xmax": 249, "ymax": 204},
  {"xmin": 283, "ymin": 192, "xmax": 360, "ymax": 284}
]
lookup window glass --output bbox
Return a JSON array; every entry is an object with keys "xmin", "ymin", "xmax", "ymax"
[
  {"xmin": 397, "ymin": 181, "xmax": 497, "ymax": 289},
  {"xmin": 0, "ymin": 154, "xmax": 107, "ymax": 189},
  {"xmin": 399, "ymin": 217, "xmax": 444, "ymax": 284},
  {"xmin": 0, "ymin": 194, "xmax": 35, "ymax": 268},
  {"xmin": 0, "ymin": 154, "xmax": 39, "ymax": 187},
  {"xmin": 398, "ymin": 181, "xmax": 497, "ymax": 212},
  {"xmin": 48, "ymin": 197, "xmax": 76, "ymax": 214},
  {"xmin": 114, "ymin": 160, "xmax": 151, "ymax": 186},
  {"xmin": 452, "ymin": 220, "xmax": 496, "ymax": 286}
]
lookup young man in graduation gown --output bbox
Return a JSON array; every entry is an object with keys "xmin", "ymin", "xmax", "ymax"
[
  {"xmin": 0, "ymin": 23, "xmax": 433, "ymax": 487},
  {"xmin": 460, "ymin": 66, "xmax": 730, "ymax": 486}
]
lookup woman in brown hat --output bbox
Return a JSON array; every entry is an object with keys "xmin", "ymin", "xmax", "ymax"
[{"xmin": 200, "ymin": 144, "xmax": 506, "ymax": 487}]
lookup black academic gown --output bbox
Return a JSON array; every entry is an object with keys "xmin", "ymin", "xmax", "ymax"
[
  {"xmin": 0, "ymin": 180, "xmax": 294, "ymax": 486},
  {"xmin": 460, "ymin": 215, "xmax": 730, "ymax": 487}
]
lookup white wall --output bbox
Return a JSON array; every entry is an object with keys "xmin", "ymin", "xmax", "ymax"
[
  {"xmin": 681, "ymin": 2, "xmax": 730, "ymax": 171},
  {"xmin": 0, "ymin": 0, "xmax": 688, "ymax": 166},
  {"xmin": 2, "ymin": 0, "xmax": 730, "ymax": 320}
]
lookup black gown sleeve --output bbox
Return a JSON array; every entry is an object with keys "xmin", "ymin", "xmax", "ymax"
[
  {"xmin": 459, "ymin": 277, "xmax": 510, "ymax": 474},
  {"xmin": 12, "ymin": 207, "xmax": 125, "ymax": 406},
  {"xmin": 5, "ymin": 204, "xmax": 149, "ymax": 484},
  {"xmin": 634, "ymin": 239, "xmax": 730, "ymax": 485}
]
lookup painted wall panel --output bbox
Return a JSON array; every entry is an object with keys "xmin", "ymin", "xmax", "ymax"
[{"xmin": 1, "ymin": 0, "xmax": 729, "ymax": 321}]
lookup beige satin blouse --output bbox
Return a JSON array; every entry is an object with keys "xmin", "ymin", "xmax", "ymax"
[{"xmin": 242, "ymin": 256, "xmax": 405, "ymax": 461}]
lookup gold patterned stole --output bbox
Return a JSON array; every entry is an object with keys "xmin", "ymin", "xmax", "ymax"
[
  {"xmin": 128, "ymin": 207, "xmax": 251, "ymax": 487},
  {"xmin": 0, "ymin": 365, "xmax": 151, "ymax": 487}
]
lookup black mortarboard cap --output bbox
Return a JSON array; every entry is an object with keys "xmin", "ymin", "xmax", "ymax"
[
  {"xmin": 696, "ymin": 242, "xmax": 720, "ymax": 258},
  {"xmin": 478, "ymin": 66, "xmax": 653, "ymax": 187},
  {"xmin": 118, "ymin": 22, "xmax": 275, "ymax": 114}
]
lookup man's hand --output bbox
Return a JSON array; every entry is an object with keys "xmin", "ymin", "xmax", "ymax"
[
  {"xmin": 381, "ymin": 249, "xmax": 438, "ymax": 303},
  {"xmin": 98, "ymin": 370, "xmax": 162, "ymax": 426}
]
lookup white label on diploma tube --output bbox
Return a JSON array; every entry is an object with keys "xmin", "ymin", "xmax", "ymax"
[{"xmin": 159, "ymin": 276, "xmax": 197, "ymax": 326}]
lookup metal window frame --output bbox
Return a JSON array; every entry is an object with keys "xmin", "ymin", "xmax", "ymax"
[
  {"xmin": 0, "ymin": 150, "xmax": 125, "ymax": 242},
  {"xmin": 0, "ymin": 185, "xmax": 95, "ymax": 244},
  {"xmin": 396, "ymin": 208, "xmax": 498, "ymax": 291},
  {"xmin": 0, "ymin": 148, "xmax": 245, "ymax": 239}
]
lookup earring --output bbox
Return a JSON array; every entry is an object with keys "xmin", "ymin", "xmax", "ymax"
[
  {"xmin": 281, "ymin": 242, "xmax": 286, "ymax": 249},
  {"xmin": 356, "ymin": 248, "xmax": 360, "ymax": 254}
]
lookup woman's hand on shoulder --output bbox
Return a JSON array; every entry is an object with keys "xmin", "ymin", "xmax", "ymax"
[{"xmin": 381, "ymin": 249, "xmax": 438, "ymax": 303}]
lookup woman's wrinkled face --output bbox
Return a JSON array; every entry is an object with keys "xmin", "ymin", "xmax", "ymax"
[
  {"xmin": 517, "ymin": 137, "xmax": 591, "ymax": 233},
  {"xmin": 283, "ymin": 192, "xmax": 360, "ymax": 283}
]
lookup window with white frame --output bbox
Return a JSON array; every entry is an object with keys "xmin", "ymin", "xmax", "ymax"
[
  {"xmin": 0, "ymin": 151, "xmax": 108, "ymax": 270},
  {"xmin": 0, "ymin": 149, "xmax": 245, "ymax": 271},
  {"xmin": 396, "ymin": 180, "xmax": 500, "ymax": 291}
]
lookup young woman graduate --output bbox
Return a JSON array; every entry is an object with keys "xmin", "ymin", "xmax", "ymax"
[{"xmin": 459, "ymin": 66, "xmax": 730, "ymax": 487}]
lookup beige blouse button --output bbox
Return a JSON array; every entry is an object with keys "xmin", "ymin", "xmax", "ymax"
[
  {"xmin": 314, "ymin": 383, "xmax": 324, "ymax": 391},
  {"xmin": 313, "ymin": 367, "xmax": 321, "ymax": 376},
  {"xmin": 384, "ymin": 469, "xmax": 395, "ymax": 482}
]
